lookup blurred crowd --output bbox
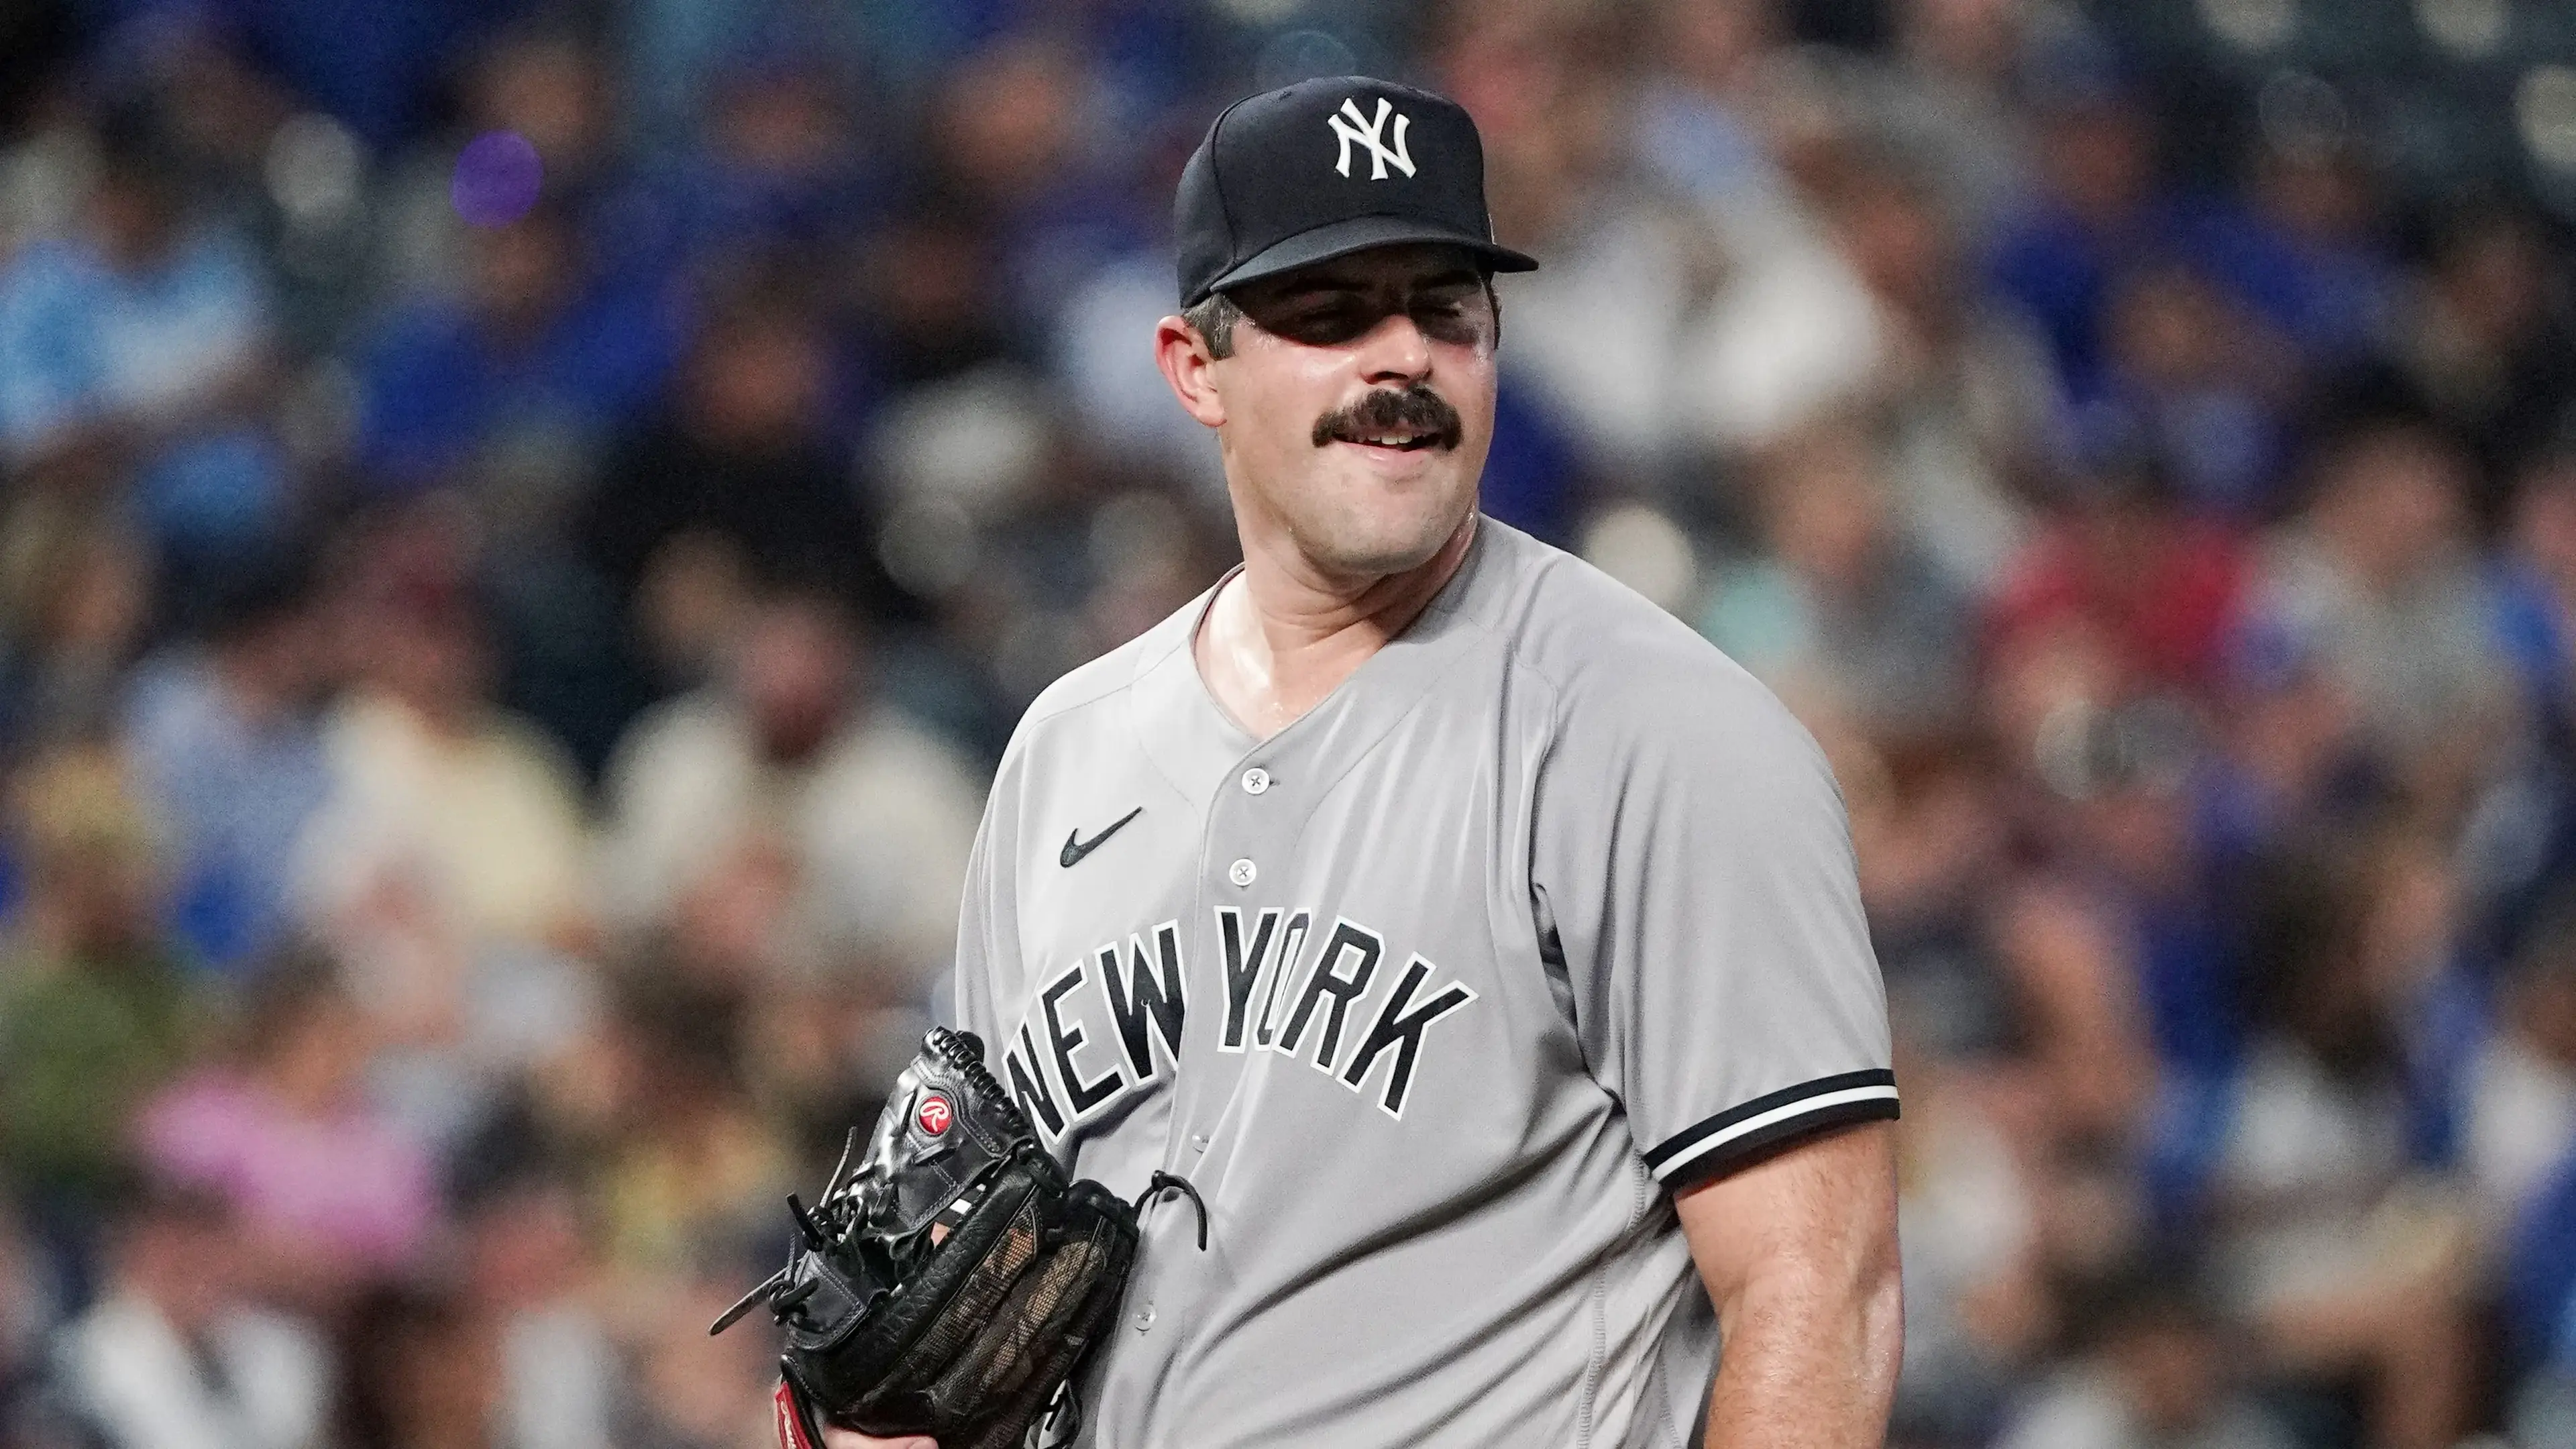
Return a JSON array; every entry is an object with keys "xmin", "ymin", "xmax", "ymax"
[{"xmin": 2, "ymin": 0, "xmax": 2576, "ymax": 1446}]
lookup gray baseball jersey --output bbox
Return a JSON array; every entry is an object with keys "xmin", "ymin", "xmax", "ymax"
[{"xmin": 949, "ymin": 517, "xmax": 1896, "ymax": 1448}]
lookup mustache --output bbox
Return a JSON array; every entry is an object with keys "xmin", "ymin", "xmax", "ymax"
[{"xmin": 1311, "ymin": 384, "xmax": 1464, "ymax": 451}]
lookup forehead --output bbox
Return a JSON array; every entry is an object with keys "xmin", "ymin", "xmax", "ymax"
[{"xmin": 1236, "ymin": 242, "xmax": 1485, "ymax": 299}]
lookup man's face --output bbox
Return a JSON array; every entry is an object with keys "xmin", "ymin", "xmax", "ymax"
[{"xmin": 1184, "ymin": 244, "xmax": 1498, "ymax": 579}]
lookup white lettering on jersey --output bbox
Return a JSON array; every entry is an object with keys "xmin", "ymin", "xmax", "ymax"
[
  {"xmin": 1101, "ymin": 922, "xmax": 1187, "ymax": 1080},
  {"xmin": 1003, "ymin": 908, "xmax": 1480, "ymax": 1138}
]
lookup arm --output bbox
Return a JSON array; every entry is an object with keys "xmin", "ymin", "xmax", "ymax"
[{"xmin": 1678, "ymin": 1120, "xmax": 1902, "ymax": 1449}]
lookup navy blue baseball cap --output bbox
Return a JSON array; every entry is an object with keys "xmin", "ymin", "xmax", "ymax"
[{"xmin": 1174, "ymin": 75, "xmax": 1538, "ymax": 308}]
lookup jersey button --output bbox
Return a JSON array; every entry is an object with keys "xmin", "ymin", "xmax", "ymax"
[
  {"xmin": 1134, "ymin": 1303, "xmax": 1157, "ymax": 1332},
  {"xmin": 1227, "ymin": 858, "xmax": 1256, "ymax": 888},
  {"xmin": 1189, "ymin": 1134, "xmax": 1210, "ymax": 1152},
  {"xmin": 1240, "ymin": 767, "xmax": 1271, "ymax": 795}
]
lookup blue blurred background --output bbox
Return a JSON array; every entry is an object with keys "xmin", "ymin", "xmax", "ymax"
[{"xmin": 4, "ymin": 1, "xmax": 2576, "ymax": 1446}]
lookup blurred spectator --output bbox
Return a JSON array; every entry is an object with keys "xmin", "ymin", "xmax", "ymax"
[
  {"xmin": 459, "ymin": 1176, "xmax": 616, "ymax": 1449},
  {"xmin": 1989, "ymin": 682, "xmax": 2219, "ymax": 1138},
  {"xmin": 1989, "ymin": 429, "xmax": 2251, "ymax": 698},
  {"xmin": 626, "ymin": 1273, "xmax": 780, "ymax": 1449},
  {"xmin": 1808, "ymin": 138, "xmax": 2058, "ymax": 589},
  {"xmin": 2457, "ymin": 897, "xmax": 2576, "ymax": 1236},
  {"xmin": 1843, "ymin": 739, "xmax": 2016, "ymax": 1063},
  {"xmin": 1628, "ymin": 0, "xmax": 1796, "ymax": 243},
  {"xmin": 2094, "ymin": 263, "xmax": 2290, "ymax": 519},
  {"xmin": 354, "ymin": 198, "xmax": 678, "ymax": 510},
  {"xmin": 1883, "ymin": 0, "xmax": 2036, "ymax": 241},
  {"xmin": 2249, "ymin": 422, "xmax": 2513, "ymax": 818},
  {"xmin": 1701, "ymin": 416, "xmax": 1974, "ymax": 743},
  {"xmin": 2398, "ymin": 205, "xmax": 2576, "ymax": 527},
  {"xmin": 921, "ymin": 31, "xmax": 1138, "ymax": 324},
  {"xmin": 48, "ymin": 1179, "xmax": 330, "ymax": 1449},
  {"xmin": 0, "ymin": 516, "xmax": 152, "ymax": 754},
  {"xmin": 121, "ymin": 547, "xmax": 332, "ymax": 971},
  {"xmin": 2194, "ymin": 834, "xmax": 2473, "ymax": 1449},
  {"xmin": 1984, "ymin": 44, "xmax": 2167, "ymax": 407},
  {"xmin": 2496, "ymin": 450, "xmax": 2576, "ymax": 747},
  {"xmin": 581, "ymin": 268, "xmax": 910, "ymax": 667},
  {"xmin": 597, "ymin": 582, "xmax": 981, "ymax": 996},
  {"xmin": 645, "ymin": 52, "xmax": 883, "ymax": 288},
  {"xmin": 1993, "ymin": 1265, "xmax": 2296, "ymax": 1449},
  {"xmin": 0, "ymin": 1191, "xmax": 58, "ymax": 1442},
  {"xmin": 0, "ymin": 749, "xmax": 198, "ymax": 1214},
  {"xmin": 0, "ymin": 103, "xmax": 287, "ymax": 586},
  {"xmin": 297, "ymin": 521, "xmax": 591, "ymax": 955},
  {"xmin": 1890, "ymin": 1036, "xmax": 2049, "ymax": 1446},
  {"xmin": 331, "ymin": 1285, "xmax": 502, "ymax": 1449},
  {"xmin": 855, "ymin": 194, "xmax": 1012, "ymax": 399},
  {"xmin": 282, "ymin": 521, "xmax": 599, "ymax": 1155},
  {"xmin": 592, "ymin": 989, "xmax": 791, "ymax": 1281},
  {"xmin": 377, "ymin": 25, "xmax": 629, "ymax": 309},
  {"xmin": 137, "ymin": 956, "xmax": 437, "ymax": 1309},
  {"xmin": 2237, "ymin": 124, "xmax": 2400, "ymax": 375},
  {"xmin": 1448, "ymin": 3, "xmax": 1876, "ymax": 472}
]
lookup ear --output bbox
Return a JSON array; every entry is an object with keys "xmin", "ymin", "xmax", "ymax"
[{"xmin": 1155, "ymin": 315, "xmax": 1228, "ymax": 430}]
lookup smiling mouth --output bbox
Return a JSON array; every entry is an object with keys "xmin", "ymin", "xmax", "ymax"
[
  {"xmin": 1312, "ymin": 384, "xmax": 1464, "ymax": 453},
  {"xmin": 1338, "ymin": 430, "xmax": 1446, "ymax": 452}
]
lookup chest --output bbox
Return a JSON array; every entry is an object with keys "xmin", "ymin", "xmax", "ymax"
[{"xmin": 991, "ymin": 692, "xmax": 1572, "ymax": 1169}]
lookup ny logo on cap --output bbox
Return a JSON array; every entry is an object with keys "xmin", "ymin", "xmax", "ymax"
[{"xmin": 1329, "ymin": 97, "xmax": 1415, "ymax": 180}]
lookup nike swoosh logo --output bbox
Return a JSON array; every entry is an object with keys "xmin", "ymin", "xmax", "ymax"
[{"xmin": 1060, "ymin": 807, "xmax": 1144, "ymax": 868}]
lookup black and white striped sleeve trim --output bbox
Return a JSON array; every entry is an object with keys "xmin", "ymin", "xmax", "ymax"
[{"xmin": 1642, "ymin": 1069, "xmax": 1899, "ymax": 1191}]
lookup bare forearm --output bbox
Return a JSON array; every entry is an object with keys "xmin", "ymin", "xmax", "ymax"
[
  {"xmin": 1678, "ymin": 1122, "xmax": 1905, "ymax": 1449},
  {"xmin": 1703, "ymin": 1258, "xmax": 1902, "ymax": 1448}
]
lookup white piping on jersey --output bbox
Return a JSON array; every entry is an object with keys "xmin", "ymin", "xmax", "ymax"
[{"xmin": 1644, "ymin": 1083, "xmax": 1902, "ymax": 1181}]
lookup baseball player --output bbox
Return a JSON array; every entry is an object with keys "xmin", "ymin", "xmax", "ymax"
[{"xmin": 826, "ymin": 75, "xmax": 1900, "ymax": 1449}]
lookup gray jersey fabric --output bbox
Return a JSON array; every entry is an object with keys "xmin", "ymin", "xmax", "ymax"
[{"xmin": 951, "ymin": 517, "xmax": 1896, "ymax": 1448}]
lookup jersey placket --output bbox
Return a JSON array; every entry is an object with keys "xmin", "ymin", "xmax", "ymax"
[{"xmin": 1106, "ymin": 534, "xmax": 1505, "ymax": 1430}]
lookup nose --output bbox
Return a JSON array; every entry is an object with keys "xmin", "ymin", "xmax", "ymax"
[{"xmin": 1352, "ymin": 309, "xmax": 1433, "ymax": 386}]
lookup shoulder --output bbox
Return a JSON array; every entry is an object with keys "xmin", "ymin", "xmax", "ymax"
[
  {"xmin": 994, "ymin": 586, "xmax": 1207, "ymax": 772},
  {"xmin": 1472, "ymin": 521, "xmax": 1817, "ymax": 762}
]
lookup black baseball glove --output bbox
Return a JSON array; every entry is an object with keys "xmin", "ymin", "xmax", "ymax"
[{"xmin": 712, "ymin": 1028, "xmax": 1152, "ymax": 1449}]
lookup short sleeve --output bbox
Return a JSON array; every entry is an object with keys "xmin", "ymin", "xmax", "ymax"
[{"xmin": 1530, "ymin": 659, "xmax": 1895, "ymax": 1194}]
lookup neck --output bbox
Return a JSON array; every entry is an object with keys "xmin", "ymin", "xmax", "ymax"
[{"xmin": 1195, "ymin": 511, "xmax": 1477, "ymax": 741}]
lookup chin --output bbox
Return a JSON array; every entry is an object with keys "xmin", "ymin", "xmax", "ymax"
[{"xmin": 1295, "ymin": 506, "xmax": 1465, "ymax": 578}]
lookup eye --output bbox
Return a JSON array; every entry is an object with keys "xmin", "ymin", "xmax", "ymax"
[
  {"xmin": 1270, "ymin": 305, "xmax": 1372, "ymax": 345},
  {"xmin": 1412, "ymin": 297, "xmax": 1489, "ymax": 345}
]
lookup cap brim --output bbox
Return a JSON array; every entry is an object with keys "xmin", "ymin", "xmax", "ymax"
[{"xmin": 1190, "ymin": 213, "xmax": 1538, "ymax": 306}]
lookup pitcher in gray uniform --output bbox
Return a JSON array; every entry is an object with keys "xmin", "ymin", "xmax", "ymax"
[{"xmin": 826, "ymin": 75, "xmax": 1901, "ymax": 1449}]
